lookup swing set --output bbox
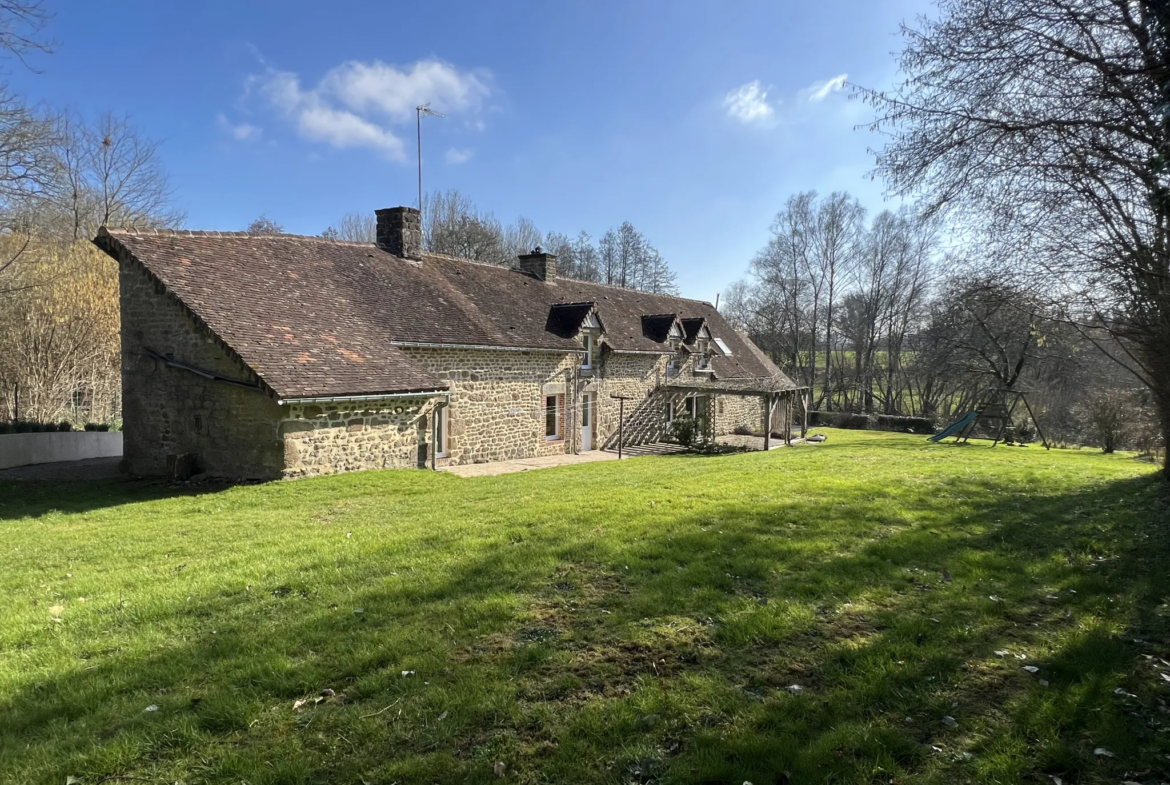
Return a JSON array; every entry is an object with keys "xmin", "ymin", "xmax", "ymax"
[{"xmin": 928, "ymin": 387, "xmax": 1050, "ymax": 449}]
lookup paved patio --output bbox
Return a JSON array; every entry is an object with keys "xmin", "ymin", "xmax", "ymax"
[
  {"xmin": 714, "ymin": 433, "xmax": 806, "ymax": 451},
  {"xmin": 0, "ymin": 456, "xmax": 123, "ymax": 482},
  {"xmin": 440, "ymin": 442, "xmax": 686, "ymax": 478}
]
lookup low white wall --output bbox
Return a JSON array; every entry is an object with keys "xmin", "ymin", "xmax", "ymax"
[{"xmin": 0, "ymin": 432, "xmax": 123, "ymax": 470}]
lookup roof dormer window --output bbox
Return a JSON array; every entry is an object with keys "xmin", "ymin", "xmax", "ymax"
[{"xmin": 582, "ymin": 333, "xmax": 596, "ymax": 370}]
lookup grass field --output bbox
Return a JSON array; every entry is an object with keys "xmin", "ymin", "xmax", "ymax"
[{"xmin": 2, "ymin": 431, "xmax": 1168, "ymax": 784}]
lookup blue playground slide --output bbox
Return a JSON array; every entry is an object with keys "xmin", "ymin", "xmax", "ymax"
[{"xmin": 928, "ymin": 411, "xmax": 978, "ymax": 442}]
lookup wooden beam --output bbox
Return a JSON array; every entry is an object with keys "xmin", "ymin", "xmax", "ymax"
[{"xmin": 763, "ymin": 393, "xmax": 772, "ymax": 451}]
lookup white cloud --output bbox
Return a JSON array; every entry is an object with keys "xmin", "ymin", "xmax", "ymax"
[
  {"xmin": 446, "ymin": 147, "xmax": 474, "ymax": 164},
  {"xmin": 216, "ymin": 113, "xmax": 262, "ymax": 142},
  {"xmin": 242, "ymin": 58, "xmax": 489, "ymax": 161},
  {"xmin": 320, "ymin": 60, "xmax": 489, "ymax": 121},
  {"xmin": 299, "ymin": 105, "xmax": 404, "ymax": 158},
  {"xmin": 804, "ymin": 73, "xmax": 848, "ymax": 102},
  {"xmin": 723, "ymin": 81, "xmax": 774, "ymax": 124}
]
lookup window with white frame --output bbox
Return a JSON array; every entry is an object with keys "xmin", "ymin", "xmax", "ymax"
[
  {"xmin": 545, "ymin": 394, "xmax": 562, "ymax": 440},
  {"xmin": 582, "ymin": 333, "xmax": 595, "ymax": 369}
]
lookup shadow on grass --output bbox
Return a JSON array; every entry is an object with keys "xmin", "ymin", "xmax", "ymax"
[
  {"xmin": 0, "ymin": 477, "xmax": 259, "ymax": 521},
  {"xmin": 2, "ymin": 459, "xmax": 1168, "ymax": 784}
]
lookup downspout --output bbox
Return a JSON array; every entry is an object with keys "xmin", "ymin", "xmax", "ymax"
[{"xmin": 566, "ymin": 366, "xmax": 577, "ymax": 454}]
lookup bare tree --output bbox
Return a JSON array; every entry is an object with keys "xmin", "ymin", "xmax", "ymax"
[
  {"xmin": 571, "ymin": 231, "xmax": 600, "ymax": 282},
  {"xmin": 422, "ymin": 189, "xmax": 505, "ymax": 263},
  {"xmin": 0, "ymin": 1, "xmax": 52, "ymax": 69},
  {"xmin": 865, "ymin": 0, "xmax": 1170, "ymax": 475},
  {"xmin": 815, "ymin": 193, "xmax": 865, "ymax": 408},
  {"xmin": 246, "ymin": 215, "xmax": 283, "ymax": 234},
  {"xmin": 49, "ymin": 113, "xmax": 182, "ymax": 239},
  {"xmin": 720, "ymin": 279, "xmax": 757, "ymax": 332},
  {"xmin": 323, "ymin": 211, "xmax": 375, "ymax": 243},
  {"xmin": 417, "ymin": 189, "xmax": 679, "ymax": 291},
  {"xmin": 752, "ymin": 194, "xmax": 815, "ymax": 377},
  {"xmin": 503, "ymin": 215, "xmax": 542, "ymax": 261},
  {"xmin": 598, "ymin": 229, "xmax": 619, "ymax": 286}
]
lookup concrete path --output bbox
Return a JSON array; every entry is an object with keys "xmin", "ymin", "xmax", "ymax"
[
  {"xmin": 441, "ymin": 442, "xmax": 687, "ymax": 478},
  {"xmin": 715, "ymin": 434, "xmax": 806, "ymax": 451},
  {"xmin": 0, "ymin": 456, "xmax": 122, "ymax": 482}
]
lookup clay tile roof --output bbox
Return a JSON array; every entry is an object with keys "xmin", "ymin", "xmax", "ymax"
[{"xmin": 93, "ymin": 228, "xmax": 792, "ymax": 399}]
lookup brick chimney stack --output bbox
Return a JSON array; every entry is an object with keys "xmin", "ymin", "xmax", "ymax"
[
  {"xmin": 375, "ymin": 207, "xmax": 422, "ymax": 260},
  {"xmin": 516, "ymin": 247, "xmax": 557, "ymax": 282}
]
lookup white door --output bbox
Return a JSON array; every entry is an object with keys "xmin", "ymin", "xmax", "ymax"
[{"xmin": 581, "ymin": 392, "xmax": 593, "ymax": 451}]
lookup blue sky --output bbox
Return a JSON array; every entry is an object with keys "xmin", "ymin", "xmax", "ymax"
[{"xmin": 11, "ymin": 0, "xmax": 933, "ymax": 301}]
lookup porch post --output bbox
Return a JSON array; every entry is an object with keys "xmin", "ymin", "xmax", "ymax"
[
  {"xmin": 784, "ymin": 394, "xmax": 792, "ymax": 446},
  {"xmin": 763, "ymin": 393, "xmax": 772, "ymax": 451}
]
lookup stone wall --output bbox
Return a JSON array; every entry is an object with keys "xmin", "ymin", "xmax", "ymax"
[
  {"xmin": 593, "ymin": 352, "xmax": 670, "ymax": 449},
  {"xmin": 280, "ymin": 400, "xmax": 434, "ymax": 477},
  {"xmin": 119, "ymin": 258, "xmax": 285, "ymax": 479},
  {"xmin": 401, "ymin": 347, "xmax": 578, "ymax": 464},
  {"xmin": 715, "ymin": 394, "xmax": 766, "ymax": 435}
]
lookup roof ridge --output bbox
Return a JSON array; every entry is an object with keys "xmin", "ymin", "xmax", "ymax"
[
  {"xmin": 103, "ymin": 227, "xmax": 377, "ymax": 246},
  {"xmin": 421, "ymin": 251, "xmax": 513, "ymax": 270},
  {"xmin": 104, "ymin": 228, "xmax": 716, "ymax": 307},
  {"xmin": 421, "ymin": 250, "xmax": 713, "ymax": 306}
]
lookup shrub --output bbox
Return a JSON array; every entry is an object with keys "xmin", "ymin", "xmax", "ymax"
[
  {"xmin": 670, "ymin": 415, "xmax": 703, "ymax": 448},
  {"xmin": 807, "ymin": 411, "xmax": 836, "ymax": 427},
  {"xmin": 807, "ymin": 411, "xmax": 935, "ymax": 434},
  {"xmin": 732, "ymin": 424, "xmax": 754, "ymax": 436},
  {"xmin": 58, "ymin": 421, "xmax": 73, "ymax": 432},
  {"xmin": 834, "ymin": 412, "xmax": 872, "ymax": 430},
  {"xmin": 84, "ymin": 422, "xmax": 110, "ymax": 432},
  {"xmin": 874, "ymin": 414, "xmax": 936, "ymax": 434},
  {"xmin": 0, "ymin": 422, "xmax": 9, "ymax": 434},
  {"xmin": 1078, "ymin": 389, "xmax": 1135, "ymax": 453}
]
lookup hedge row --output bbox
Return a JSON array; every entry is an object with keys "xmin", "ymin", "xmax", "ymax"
[
  {"xmin": 0, "ymin": 421, "xmax": 112, "ymax": 434},
  {"xmin": 807, "ymin": 411, "xmax": 936, "ymax": 434}
]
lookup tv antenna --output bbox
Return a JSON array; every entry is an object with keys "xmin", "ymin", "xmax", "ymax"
[{"xmin": 416, "ymin": 103, "xmax": 446, "ymax": 212}]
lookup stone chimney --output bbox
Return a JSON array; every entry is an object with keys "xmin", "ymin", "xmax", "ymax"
[
  {"xmin": 375, "ymin": 207, "xmax": 422, "ymax": 260},
  {"xmin": 516, "ymin": 247, "xmax": 557, "ymax": 282}
]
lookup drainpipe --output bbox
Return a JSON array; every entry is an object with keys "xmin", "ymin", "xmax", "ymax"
[{"xmin": 565, "ymin": 367, "xmax": 576, "ymax": 455}]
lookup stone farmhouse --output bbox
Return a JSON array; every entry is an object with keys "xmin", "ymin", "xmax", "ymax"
[{"xmin": 93, "ymin": 207, "xmax": 800, "ymax": 479}]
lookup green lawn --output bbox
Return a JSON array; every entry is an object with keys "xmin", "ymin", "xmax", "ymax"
[{"xmin": 2, "ymin": 431, "xmax": 1168, "ymax": 785}]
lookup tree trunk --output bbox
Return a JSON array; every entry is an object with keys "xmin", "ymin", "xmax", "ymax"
[
  {"xmin": 1157, "ymin": 394, "xmax": 1170, "ymax": 479},
  {"xmin": 822, "ymin": 303, "xmax": 833, "ymax": 410}
]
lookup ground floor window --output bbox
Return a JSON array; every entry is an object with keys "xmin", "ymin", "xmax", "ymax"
[
  {"xmin": 685, "ymin": 395, "xmax": 700, "ymax": 419},
  {"xmin": 545, "ymin": 395, "xmax": 562, "ymax": 440}
]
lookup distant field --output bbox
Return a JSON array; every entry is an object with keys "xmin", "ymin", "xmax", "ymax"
[{"xmin": 2, "ymin": 431, "xmax": 1166, "ymax": 784}]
